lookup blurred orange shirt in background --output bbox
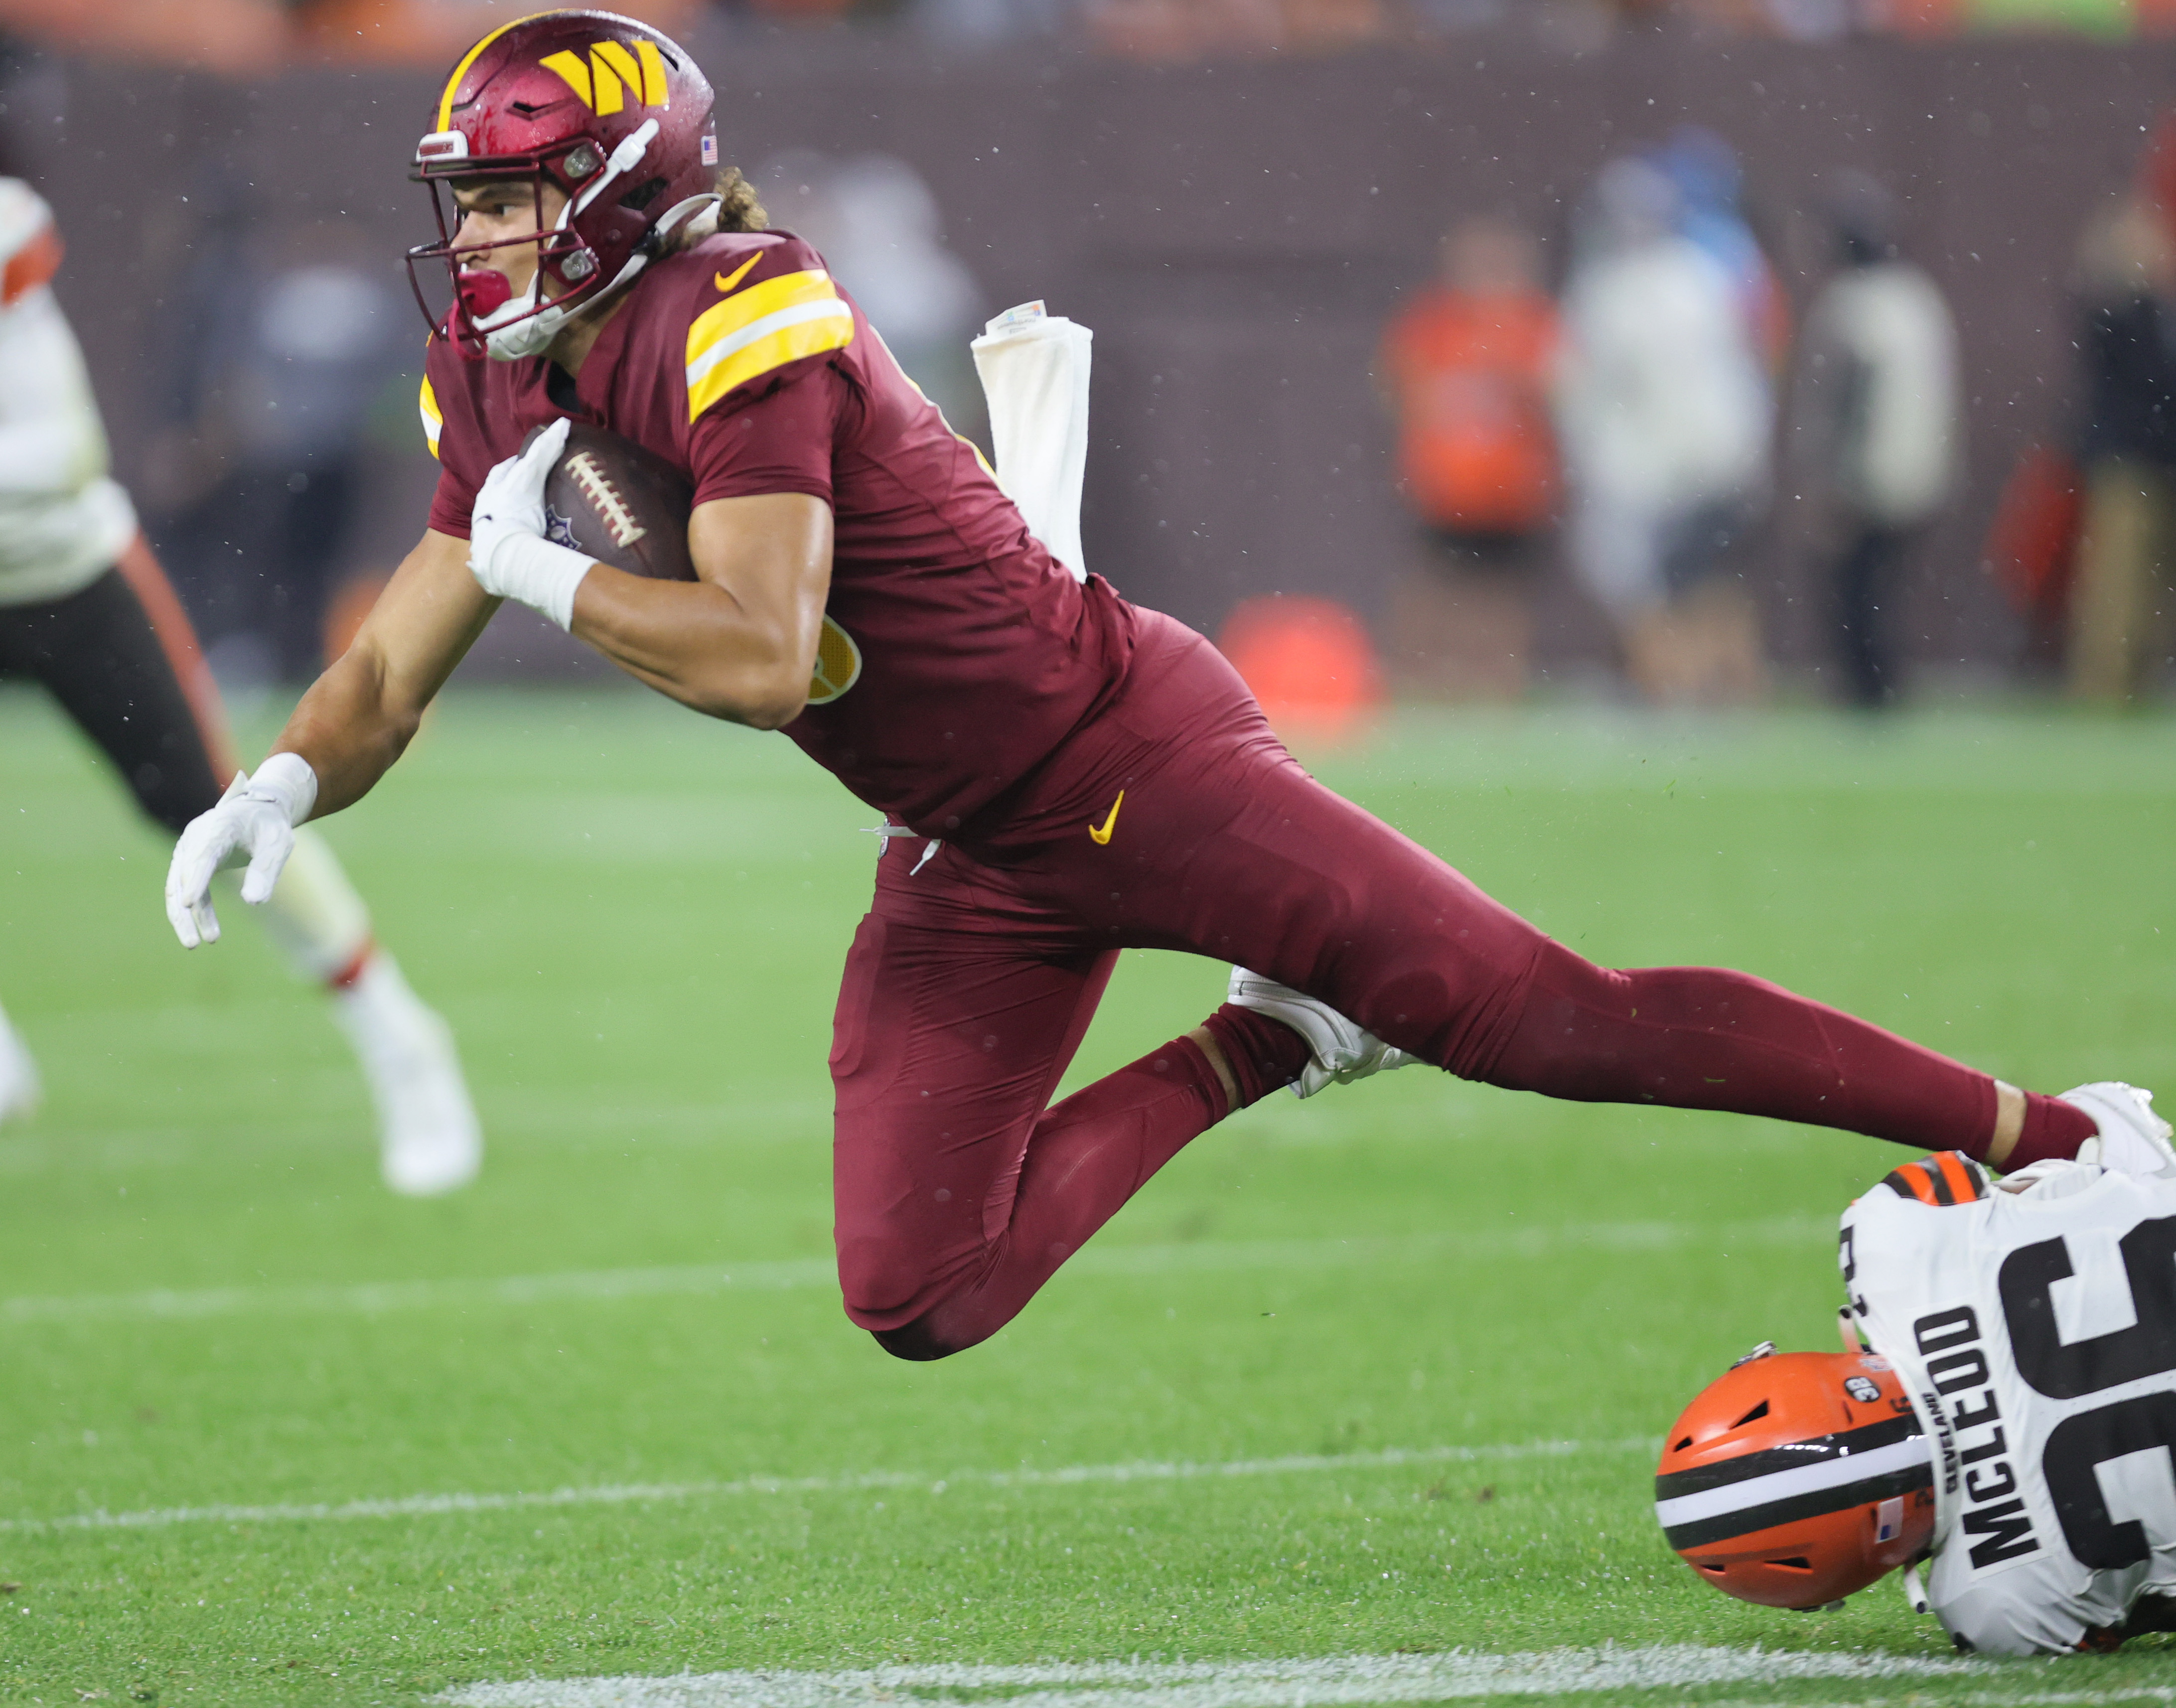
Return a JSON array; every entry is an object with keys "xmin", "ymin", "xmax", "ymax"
[{"xmin": 1378, "ymin": 287, "xmax": 1560, "ymax": 537}]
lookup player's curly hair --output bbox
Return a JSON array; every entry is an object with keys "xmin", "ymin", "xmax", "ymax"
[
  {"xmin": 713, "ymin": 166, "xmax": 767, "ymax": 233},
  {"xmin": 663, "ymin": 167, "xmax": 765, "ymax": 251}
]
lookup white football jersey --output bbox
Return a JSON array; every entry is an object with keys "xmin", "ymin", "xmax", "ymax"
[
  {"xmin": 1843, "ymin": 1156, "xmax": 2176, "ymax": 1654},
  {"xmin": 0, "ymin": 178, "xmax": 137, "ymax": 608}
]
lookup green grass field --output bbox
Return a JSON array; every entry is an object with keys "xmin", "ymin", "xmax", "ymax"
[{"xmin": 4, "ymin": 685, "xmax": 2175, "ymax": 1708}]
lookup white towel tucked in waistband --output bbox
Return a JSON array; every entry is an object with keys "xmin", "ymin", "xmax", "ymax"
[{"xmin": 970, "ymin": 299, "xmax": 1092, "ymax": 583}]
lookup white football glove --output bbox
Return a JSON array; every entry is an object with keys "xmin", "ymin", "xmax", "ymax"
[
  {"xmin": 163, "ymin": 753, "xmax": 318, "ymax": 949},
  {"xmin": 468, "ymin": 417, "xmax": 594, "ymax": 631}
]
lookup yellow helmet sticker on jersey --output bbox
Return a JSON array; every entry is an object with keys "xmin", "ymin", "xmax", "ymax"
[{"xmin": 807, "ymin": 616, "xmax": 862, "ymax": 705}]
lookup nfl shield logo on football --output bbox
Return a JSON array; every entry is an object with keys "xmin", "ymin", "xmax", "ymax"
[{"xmin": 701, "ymin": 134, "xmax": 718, "ymax": 165}]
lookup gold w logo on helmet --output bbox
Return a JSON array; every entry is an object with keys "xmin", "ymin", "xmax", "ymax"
[{"xmin": 539, "ymin": 41, "xmax": 672, "ymax": 116}]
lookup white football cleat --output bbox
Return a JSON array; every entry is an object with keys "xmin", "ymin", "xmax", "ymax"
[
  {"xmin": 2060, "ymin": 1082, "xmax": 2176, "ymax": 1179},
  {"xmin": 0, "ymin": 1000, "xmax": 40, "ymax": 1124},
  {"xmin": 1227, "ymin": 968, "xmax": 1422, "ymax": 1099},
  {"xmin": 332, "ymin": 951, "xmax": 482, "ymax": 1196}
]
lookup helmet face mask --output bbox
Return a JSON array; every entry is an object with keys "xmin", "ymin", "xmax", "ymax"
[
  {"xmin": 1656, "ymin": 1346, "xmax": 1936, "ymax": 1611},
  {"xmin": 405, "ymin": 10, "xmax": 720, "ymax": 361},
  {"xmin": 408, "ymin": 155, "xmax": 603, "ymax": 360}
]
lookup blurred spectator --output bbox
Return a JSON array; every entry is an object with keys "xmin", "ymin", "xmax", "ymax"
[
  {"xmin": 146, "ymin": 206, "xmax": 404, "ymax": 685},
  {"xmin": 1554, "ymin": 155, "xmax": 1773, "ymax": 705},
  {"xmin": 0, "ymin": 0, "xmax": 696, "ymax": 71},
  {"xmin": 295, "ymin": 0, "xmax": 696, "ymax": 63},
  {"xmin": 1791, "ymin": 171, "xmax": 1959, "ymax": 708},
  {"xmin": 1652, "ymin": 127, "xmax": 1791, "ymax": 374},
  {"xmin": 757, "ymin": 151, "xmax": 989, "ymax": 450},
  {"xmin": 1375, "ymin": 217, "xmax": 1559, "ymax": 701},
  {"xmin": 2064, "ymin": 172, "xmax": 2176, "ymax": 705}
]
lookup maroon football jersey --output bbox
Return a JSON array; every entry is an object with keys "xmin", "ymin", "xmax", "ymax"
[{"xmin": 422, "ymin": 228, "xmax": 1138, "ymax": 837}]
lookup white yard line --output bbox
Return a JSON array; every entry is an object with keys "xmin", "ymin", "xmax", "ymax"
[
  {"xmin": 435, "ymin": 1646, "xmax": 1988, "ymax": 1708},
  {"xmin": 0, "ymin": 1216, "xmax": 1824, "ymax": 1326},
  {"xmin": 0, "ymin": 1436, "xmax": 1651, "ymax": 1535}
]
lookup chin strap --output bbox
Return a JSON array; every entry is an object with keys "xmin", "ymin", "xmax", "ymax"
[
  {"xmin": 482, "ymin": 122, "xmax": 710, "ymax": 363},
  {"xmin": 480, "ymin": 191, "xmax": 723, "ymax": 363},
  {"xmin": 1902, "ymin": 1560, "xmax": 1930, "ymax": 1616}
]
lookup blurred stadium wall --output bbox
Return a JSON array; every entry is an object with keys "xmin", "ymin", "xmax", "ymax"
[{"xmin": 10, "ymin": 28, "xmax": 2168, "ymax": 685}]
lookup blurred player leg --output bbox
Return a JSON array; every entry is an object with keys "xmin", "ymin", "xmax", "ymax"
[
  {"xmin": 254, "ymin": 828, "xmax": 482, "ymax": 1196},
  {"xmin": 10, "ymin": 539, "xmax": 480, "ymax": 1191},
  {"xmin": 0, "ymin": 998, "xmax": 41, "ymax": 1123}
]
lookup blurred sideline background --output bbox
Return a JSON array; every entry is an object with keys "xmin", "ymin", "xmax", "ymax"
[{"xmin": 0, "ymin": 0, "xmax": 2169, "ymax": 713}]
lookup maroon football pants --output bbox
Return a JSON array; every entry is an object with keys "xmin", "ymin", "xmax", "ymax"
[{"xmin": 831, "ymin": 613, "xmax": 2069, "ymax": 1359}]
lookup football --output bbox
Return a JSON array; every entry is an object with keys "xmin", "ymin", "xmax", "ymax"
[{"xmin": 524, "ymin": 421, "xmax": 697, "ymax": 582}]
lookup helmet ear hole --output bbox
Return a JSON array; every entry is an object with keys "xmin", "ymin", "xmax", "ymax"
[{"xmin": 620, "ymin": 177, "xmax": 667, "ymax": 213}]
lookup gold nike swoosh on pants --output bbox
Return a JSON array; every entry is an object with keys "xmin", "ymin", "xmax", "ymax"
[{"xmin": 1088, "ymin": 790, "xmax": 1124, "ymax": 845}]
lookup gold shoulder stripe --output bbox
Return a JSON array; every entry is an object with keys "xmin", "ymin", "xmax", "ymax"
[
  {"xmin": 436, "ymin": 12, "xmax": 553, "ymax": 132},
  {"xmin": 419, "ymin": 374, "xmax": 443, "ymax": 460},
  {"xmin": 685, "ymin": 269, "xmax": 854, "ymax": 421}
]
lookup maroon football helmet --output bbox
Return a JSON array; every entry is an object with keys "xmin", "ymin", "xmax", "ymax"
[{"xmin": 407, "ymin": 9, "xmax": 719, "ymax": 360}]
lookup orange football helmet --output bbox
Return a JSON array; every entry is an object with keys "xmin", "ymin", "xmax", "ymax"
[{"xmin": 1656, "ymin": 1343, "xmax": 1936, "ymax": 1609}]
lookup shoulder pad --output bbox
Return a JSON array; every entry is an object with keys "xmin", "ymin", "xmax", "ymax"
[
  {"xmin": 1879, "ymin": 1151, "xmax": 1990, "ymax": 1208},
  {"xmin": 681, "ymin": 228, "xmax": 854, "ymax": 422}
]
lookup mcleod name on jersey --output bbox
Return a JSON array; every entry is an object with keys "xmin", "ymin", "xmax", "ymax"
[
  {"xmin": 422, "ymin": 229, "xmax": 1137, "ymax": 839},
  {"xmin": 1844, "ymin": 1155, "xmax": 2176, "ymax": 1653}
]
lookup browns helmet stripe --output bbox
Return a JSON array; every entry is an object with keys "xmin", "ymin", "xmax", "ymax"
[
  {"xmin": 1658, "ymin": 1453, "xmax": 1933, "ymax": 1551},
  {"xmin": 1655, "ymin": 1416, "xmax": 1930, "ymax": 1550},
  {"xmin": 1654, "ymin": 1410, "xmax": 1922, "ymax": 1500}
]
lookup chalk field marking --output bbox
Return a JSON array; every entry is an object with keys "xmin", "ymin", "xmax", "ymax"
[
  {"xmin": 0, "ymin": 1216, "xmax": 1826, "ymax": 1327},
  {"xmin": 1714, "ymin": 1697, "xmax": 2176, "ymax": 1708},
  {"xmin": 0, "ymin": 1436, "xmax": 1651, "ymax": 1536},
  {"xmin": 436, "ymin": 1647, "xmax": 1986, "ymax": 1708}
]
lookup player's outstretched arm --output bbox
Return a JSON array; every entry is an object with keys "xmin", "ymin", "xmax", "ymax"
[
  {"xmin": 163, "ymin": 526, "xmax": 495, "ymax": 948},
  {"xmin": 282, "ymin": 526, "xmax": 500, "ymax": 815}
]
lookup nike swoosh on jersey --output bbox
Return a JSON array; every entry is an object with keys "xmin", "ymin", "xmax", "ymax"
[
  {"xmin": 714, "ymin": 254, "xmax": 762, "ymax": 295},
  {"xmin": 1089, "ymin": 791, "xmax": 1124, "ymax": 845}
]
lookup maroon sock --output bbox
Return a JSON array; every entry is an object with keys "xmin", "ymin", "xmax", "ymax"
[
  {"xmin": 1199, "ymin": 1002, "xmax": 1314, "ymax": 1109},
  {"xmin": 1996, "ymin": 1093, "xmax": 2099, "ymax": 1170},
  {"xmin": 1486, "ymin": 940, "xmax": 2007, "ymax": 1152}
]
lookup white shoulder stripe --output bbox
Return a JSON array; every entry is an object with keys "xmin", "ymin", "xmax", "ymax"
[
  {"xmin": 1653, "ymin": 1433, "xmax": 1931, "ymax": 1531},
  {"xmin": 685, "ymin": 297, "xmax": 855, "ymax": 388}
]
